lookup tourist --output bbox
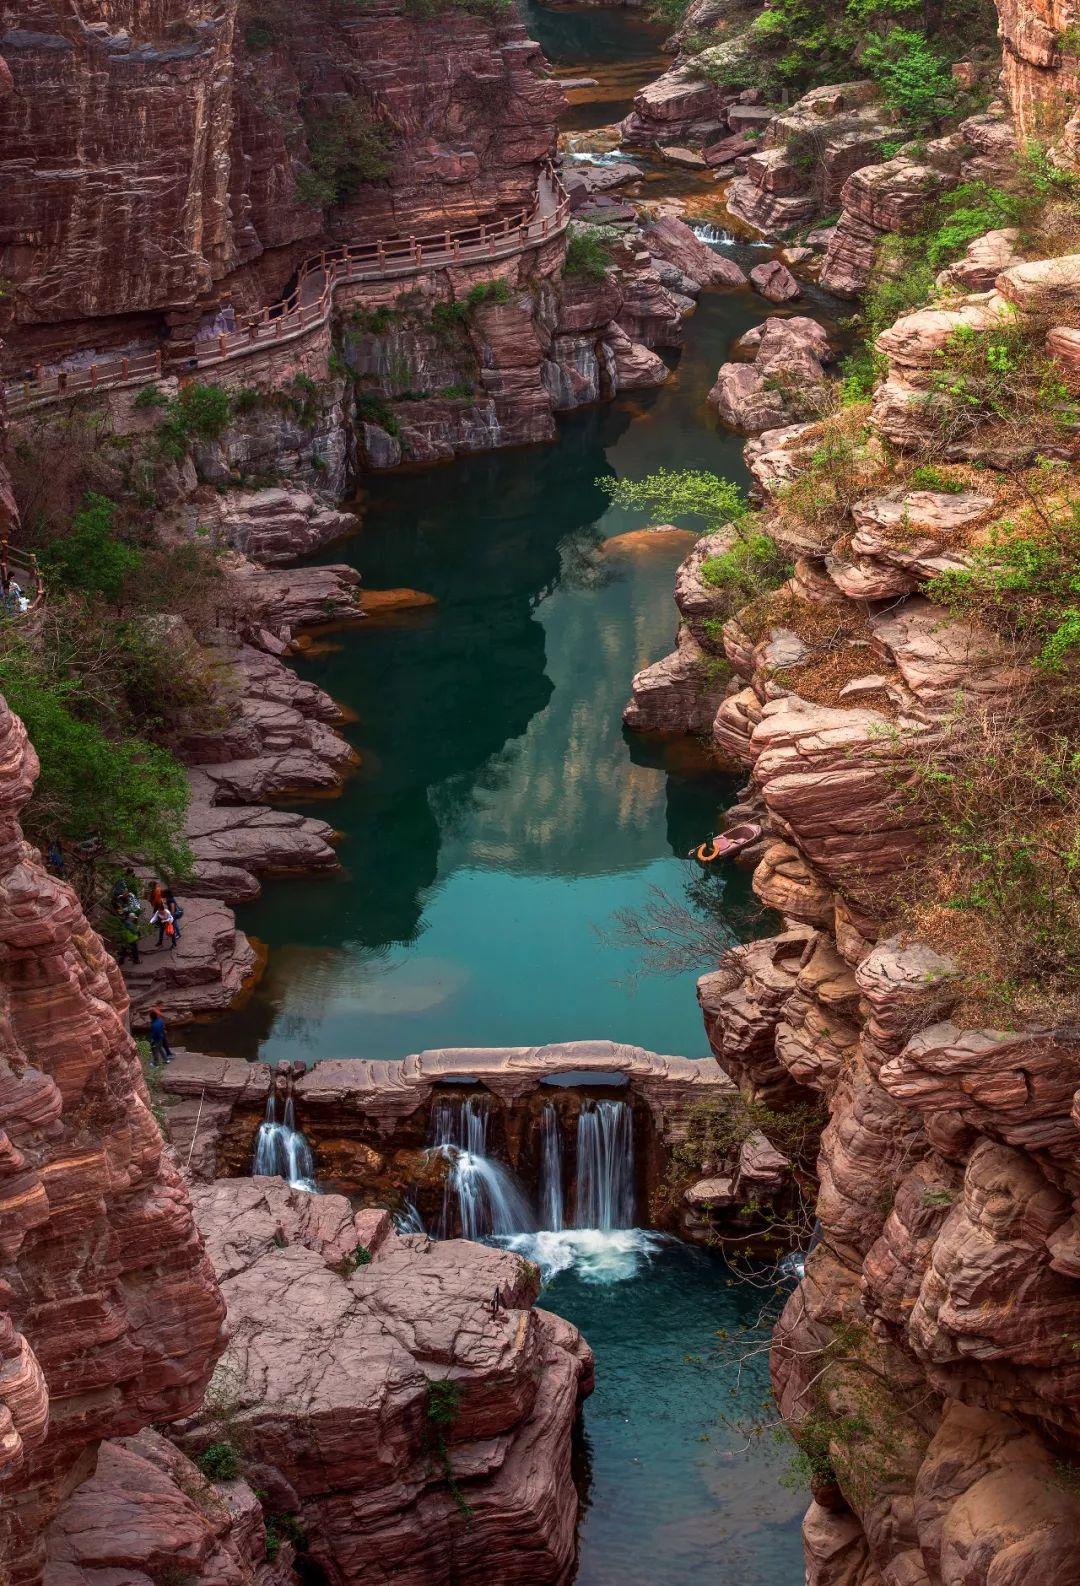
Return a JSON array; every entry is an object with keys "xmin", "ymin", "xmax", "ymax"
[
  {"xmin": 116, "ymin": 908, "xmax": 141, "ymax": 966},
  {"xmin": 149, "ymin": 880, "xmax": 164, "ymax": 912},
  {"xmin": 150, "ymin": 899, "xmax": 177, "ymax": 950},
  {"xmin": 163, "ymin": 885, "xmax": 184, "ymax": 942},
  {"xmin": 46, "ymin": 839, "xmax": 65, "ymax": 877},
  {"xmin": 148, "ymin": 1007, "xmax": 172, "ymax": 1066}
]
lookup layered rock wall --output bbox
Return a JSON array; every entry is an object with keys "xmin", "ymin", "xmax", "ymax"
[
  {"xmin": 675, "ymin": 237, "xmax": 1080, "ymax": 1581},
  {"xmin": 0, "ymin": 689, "xmax": 227, "ymax": 1583},
  {"xmin": 0, "ymin": 3, "xmax": 562, "ymax": 361}
]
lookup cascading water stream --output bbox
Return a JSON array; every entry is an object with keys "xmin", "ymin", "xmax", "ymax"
[
  {"xmin": 574, "ymin": 1100, "xmax": 635, "ymax": 1231},
  {"xmin": 252, "ymin": 1094, "xmax": 318, "ymax": 1192},
  {"xmin": 430, "ymin": 1095, "xmax": 536, "ymax": 1239},
  {"xmin": 539, "ymin": 1101, "xmax": 565, "ymax": 1232}
]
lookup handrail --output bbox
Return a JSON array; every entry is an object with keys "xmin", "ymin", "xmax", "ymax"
[
  {"xmin": 4, "ymin": 164, "xmax": 571, "ymax": 413},
  {"xmin": 0, "ymin": 547, "xmax": 44, "ymax": 619}
]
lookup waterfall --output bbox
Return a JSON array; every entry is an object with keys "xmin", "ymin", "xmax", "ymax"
[
  {"xmin": 252, "ymin": 1094, "xmax": 317, "ymax": 1192},
  {"xmin": 539, "ymin": 1102, "xmax": 565, "ymax": 1231},
  {"xmin": 574, "ymin": 1100, "xmax": 635, "ymax": 1231},
  {"xmin": 691, "ymin": 221, "xmax": 735, "ymax": 245},
  {"xmin": 429, "ymin": 1094, "xmax": 535, "ymax": 1240}
]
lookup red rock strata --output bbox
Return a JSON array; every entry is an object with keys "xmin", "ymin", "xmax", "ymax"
[
  {"xmin": 0, "ymin": 690, "xmax": 227, "ymax": 1583},
  {"xmin": 170, "ymin": 1180, "xmax": 595, "ymax": 1586},
  {"xmin": 0, "ymin": 4, "xmax": 563, "ymax": 363}
]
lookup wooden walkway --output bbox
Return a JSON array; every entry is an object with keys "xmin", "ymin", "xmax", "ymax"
[{"xmin": 5, "ymin": 164, "xmax": 571, "ymax": 415}]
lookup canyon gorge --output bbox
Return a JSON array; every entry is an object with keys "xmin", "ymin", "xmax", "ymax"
[{"xmin": 1, "ymin": 0, "xmax": 1079, "ymax": 1582}]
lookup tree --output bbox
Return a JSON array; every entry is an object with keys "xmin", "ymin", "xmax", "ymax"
[
  {"xmin": 0, "ymin": 640, "xmax": 191, "ymax": 877},
  {"xmin": 597, "ymin": 468, "xmax": 749, "ymax": 533},
  {"xmin": 39, "ymin": 492, "xmax": 141, "ymax": 602}
]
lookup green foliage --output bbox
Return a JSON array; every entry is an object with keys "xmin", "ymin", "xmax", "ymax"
[
  {"xmin": 243, "ymin": 18, "xmax": 275, "ymax": 48},
  {"xmin": 355, "ymin": 391, "xmax": 401, "ymax": 435},
  {"xmin": 263, "ymin": 1513, "xmax": 305, "ymax": 1560},
  {"xmin": 927, "ymin": 493, "xmax": 1080, "ymax": 671},
  {"xmin": 597, "ymin": 468, "xmax": 749, "ymax": 534},
  {"xmin": 564, "ymin": 224, "xmax": 618, "ymax": 280},
  {"xmin": 38, "ymin": 493, "xmax": 141, "ymax": 602},
  {"xmin": 0, "ymin": 635, "xmax": 192, "ymax": 875},
  {"xmin": 924, "ymin": 181, "xmax": 1025, "ymax": 269},
  {"xmin": 700, "ymin": 533, "xmax": 792, "ymax": 602},
  {"xmin": 426, "ymin": 1378, "xmax": 464, "ymax": 1427},
  {"xmin": 351, "ymin": 305, "xmax": 400, "ymax": 334},
  {"xmin": 424, "ymin": 1378, "xmax": 474, "ymax": 1522},
  {"xmin": 861, "ymin": 28, "xmax": 957, "ymax": 127},
  {"xmin": 298, "ymin": 99, "xmax": 395, "ymax": 208},
  {"xmin": 132, "ymin": 384, "xmax": 170, "ymax": 411},
  {"xmin": 437, "ymin": 382, "xmax": 476, "ymax": 400},
  {"xmin": 908, "ymin": 464, "xmax": 965, "ymax": 493},
  {"xmin": 156, "ymin": 383, "xmax": 233, "ymax": 459},
  {"xmin": 928, "ymin": 319, "xmax": 1079, "ymax": 442},
  {"xmin": 336, "ymin": 1242, "xmax": 373, "ymax": 1274},
  {"xmin": 431, "ymin": 279, "xmax": 511, "ymax": 334},
  {"xmin": 195, "ymin": 1442, "xmax": 241, "ymax": 1481},
  {"xmin": 465, "ymin": 279, "xmax": 511, "ymax": 311},
  {"xmin": 781, "ymin": 1408, "xmax": 872, "ymax": 1492}
]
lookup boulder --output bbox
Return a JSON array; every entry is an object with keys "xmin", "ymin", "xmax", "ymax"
[{"xmin": 750, "ymin": 260, "xmax": 801, "ymax": 302}]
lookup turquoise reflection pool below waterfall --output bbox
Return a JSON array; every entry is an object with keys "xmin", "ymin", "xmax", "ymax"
[{"xmin": 201, "ymin": 287, "xmax": 775, "ymax": 1064}]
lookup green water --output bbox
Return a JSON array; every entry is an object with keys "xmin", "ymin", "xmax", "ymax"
[
  {"xmin": 546, "ymin": 1238, "xmax": 804, "ymax": 1585},
  {"xmin": 204, "ymin": 284, "xmax": 782, "ymax": 1065}
]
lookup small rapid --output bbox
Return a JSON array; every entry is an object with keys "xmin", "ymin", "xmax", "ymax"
[
  {"xmin": 419, "ymin": 1092, "xmax": 657, "ymax": 1281},
  {"xmin": 251, "ymin": 1094, "xmax": 317, "ymax": 1191}
]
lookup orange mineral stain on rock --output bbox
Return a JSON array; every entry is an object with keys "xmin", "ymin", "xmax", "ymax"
[
  {"xmin": 360, "ymin": 587, "xmax": 439, "ymax": 619},
  {"xmin": 602, "ymin": 526, "xmax": 697, "ymax": 555}
]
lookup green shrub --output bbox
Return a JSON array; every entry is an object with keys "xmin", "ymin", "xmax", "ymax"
[
  {"xmin": 196, "ymin": 1442, "xmax": 242, "ymax": 1482},
  {"xmin": 298, "ymin": 99, "xmax": 395, "ymax": 208},
  {"xmin": 243, "ymin": 18, "xmax": 275, "ymax": 48},
  {"xmin": 564, "ymin": 224, "xmax": 617, "ymax": 280},
  {"xmin": 909, "ymin": 464, "xmax": 965, "ymax": 492},
  {"xmin": 597, "ymin": 468, "xmax": 749, "ymax": 533},
  {"xmin": 156, "ymin": 383, "xmax": 233, "ymax": 459},
  {"xmin": 0, "ymin": 637, "xmax": 192, "ymax": 875},
  {"xmin": 465, "ymin": 279, "xmax": 511, "ymax": 310},
  {"xmin": 355, "ymin": 391, "xmax": 400, "ymax": 436},
  {"xmin": 132, "ymin": 384, "xmax": 170, "ymax": 411},
  {"xmin": 924, "ymin": 181, "xmax": 1025, "ymax": 269},
  {"xmin": 860, "ymin": 28, "xmax": 957, "ymax": 126},
  {"xmin": 38, "ymin": 493, "xmax": 141, "ymax": 603},
  {"xmin": 264, "ymin": 1513, "xmax": 305, "ymax": 1560},
  {"xmin": 701, "ymin": 533, "xmax": 791, "ymax": 598},
  {"xmin": 927, "ymin": 492, "xmax": 1080, "ymax": 671}
]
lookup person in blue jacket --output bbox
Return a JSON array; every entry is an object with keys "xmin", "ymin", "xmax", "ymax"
[{"xmin": 149, "ymin": 1007, "xmax": 172, "ymax": 1066}]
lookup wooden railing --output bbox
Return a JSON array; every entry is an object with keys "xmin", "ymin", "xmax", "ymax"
[
  {"xmin": 0, "ymin": 548, "xmax": 44, "ymax": 619},
  {"xmin": 4, "ymin": 164, "xmax": 571, "ymax": 414}
]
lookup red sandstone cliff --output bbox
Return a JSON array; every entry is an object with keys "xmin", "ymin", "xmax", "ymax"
[
  {"xmin": 0, "ymin": 1, "xmax": 563, "ymax": 361},
  {"xmin": 655, "ymin": 243, "xmax": 1080, "ymax": 1586},
  {"xmin": 0, "ymin": 622, "xmax": 227, "ymax": 1578}
]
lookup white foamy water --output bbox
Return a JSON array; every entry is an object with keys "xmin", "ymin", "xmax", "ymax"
[{"xmin": 496, "ymin": 1227, "xmax": 666, "ymax": 1284}]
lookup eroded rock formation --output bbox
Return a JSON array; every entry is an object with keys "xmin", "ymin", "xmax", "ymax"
[
  {"xmin": 170, "ymin": 1180, "xmax": 595, "ymax": 1586},
  {"xmin": 0, "ymin": 691, "xmax": 227, "ymax": 1583}
]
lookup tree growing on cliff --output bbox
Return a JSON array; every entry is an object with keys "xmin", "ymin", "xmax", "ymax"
[
  {"xmin": 0, "ymin": 633, "xmax": 191, "ymax": 877},
  {"xmin": 598, "ymin": 468, "xmax": 790, "ymax": 614},
  {"xmin": 297, "ymin": 99, "xmax": 395, "ymax": 208}
]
